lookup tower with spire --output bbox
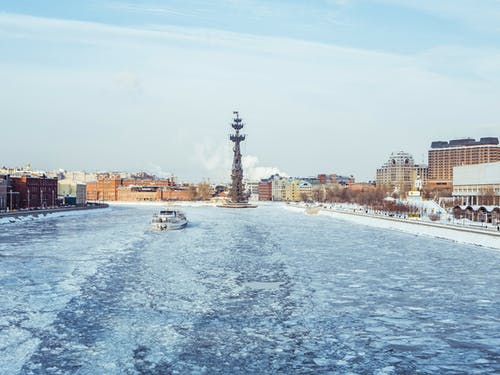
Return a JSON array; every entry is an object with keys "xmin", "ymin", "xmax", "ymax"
[
  {"xmin": 229, "ymin": 111, "xmax": 246, "ymax": 203},
  {"xmin": 219, "ymin": 111, "xmax": 257, "ymax": 208}
]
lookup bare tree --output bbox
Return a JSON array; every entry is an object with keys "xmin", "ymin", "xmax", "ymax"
[
  {"xmin": 196, "ymin": 183, "xmax": 212, "ymax": 201},
  {"xmin": 340, "ymin": 188, "xmax": 351, "ymax": 202}
]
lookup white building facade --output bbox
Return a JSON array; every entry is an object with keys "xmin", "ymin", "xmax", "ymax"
[
  {"xmin": 58, "ymin": 180, "xmax": 87, "ymax": 205},
  {"xmin": 244, "ymin": 181, "xmax": 259, "ymax": 201},
  {"xmin": 453, "ymin": 162, "xmax": 500, "ymax": 206}
]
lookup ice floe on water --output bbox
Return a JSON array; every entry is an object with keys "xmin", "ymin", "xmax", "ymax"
[
  {"xmin": 0, "ymin": 204, "xmax": 499, "ymax": 373},
  {"xmin": 285, "ymin": 204, "xmax": 500, "ymax": 250}
]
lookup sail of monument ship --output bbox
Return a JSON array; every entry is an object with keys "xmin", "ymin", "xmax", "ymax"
[{"xmin": 218, "ymin": 111, "xmax": 257, "ymax": 208}]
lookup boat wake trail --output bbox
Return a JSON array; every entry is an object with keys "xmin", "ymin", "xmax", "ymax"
[
  {"xmin": 20, "ymin": 235, "xmax": 149, "ymax": 374},
  {"xmin": 166, "ymin": 222, "xmax": 317, "ymax": 374}
]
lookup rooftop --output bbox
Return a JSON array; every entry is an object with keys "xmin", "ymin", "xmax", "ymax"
[{"xmin": 430, "ymin": 137, "xmax": 499, "ymax": 149}]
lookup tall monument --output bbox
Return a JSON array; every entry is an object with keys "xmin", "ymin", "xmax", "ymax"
[
  {"xmin": 229, "ymin": 111, "xmax": 246, "ymax": 203},
  {"xmin": 219, "ymin": 111, "xmax": 257, "ymax": 208}
]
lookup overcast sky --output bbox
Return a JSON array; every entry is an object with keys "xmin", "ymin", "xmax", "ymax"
[{"xmin": 1, "ymin": 1, "xmax": 499, "ymax": 182}]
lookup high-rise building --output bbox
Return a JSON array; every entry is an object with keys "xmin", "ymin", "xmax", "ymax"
[
  {"xmin": 376, "ymin": 151, "xmax": 427, "ymax": 194},
  {"xmin": 428, "ymin": 137, "xmax": 500, "ymax": 189}
]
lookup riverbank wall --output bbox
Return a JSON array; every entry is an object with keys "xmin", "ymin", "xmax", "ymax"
[{"xmin": 0, "ymin": 204, "xmax": 109, "ymax": 219}]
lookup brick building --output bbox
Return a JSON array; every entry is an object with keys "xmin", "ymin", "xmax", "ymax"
[
  {"xmin": 116, "ymin": 186, "xmax": 162, "ymax": 201},
  {"xmin": 428, "ymin": 137, "xmax": 500, "ymax": 190},
  {"xmin": 161, "ymin": 187, "xmax": 195, "ymax": 201},
  {"xmin": 317, "ymin": 174, "xmax": 327, "ymax": 184},
  {"xmin": 1, "ymin": 175, "xmax": 20, "ymax": 210},
  {"xmin": 86, "ymin": 176, "xmax": 195, "ymax": 202},
  {"xmin": 122, "ymin": 177, "xmax": 175, "ymax": 188},
  {"xmin": 86, "ymin": 176, "xmax": 122, "ymax": 201},
  {"xmin": 258, "ymin": 179, "xmax": 273, "ymax": 201},
  {"xmin": 10, "ymin": 175, "xmax": 58, "ymax": 209},
  {"xmin": 349, "ymin": 182, "xmax": 376, "ymax": 192},
  {"xmin": 116, "ymin": 186, "xmax": 194, "ymax": 201}
]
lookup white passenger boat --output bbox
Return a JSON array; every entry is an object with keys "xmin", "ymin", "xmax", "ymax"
[{"xmin": 151, "ymin": 209, "xmax": 187, "ymax": 230}]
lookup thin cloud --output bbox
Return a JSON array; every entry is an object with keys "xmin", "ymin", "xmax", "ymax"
[
  {"xmin": 106, "ymin": 2, "xmax": 205, "ymax": 18},
  {"xmin": 374, "ymin": 0, "xmax": 500, "ymax": 33},
  {"xmin": 0, "ymin": 11, "xmax": 414, "ymax": 67},
  {"xmin": 1, "ymin": 11, "xmax": 499, "ymax": 181}
]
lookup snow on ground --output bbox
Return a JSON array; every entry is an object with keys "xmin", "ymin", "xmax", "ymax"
[
  {"xmin": 285, "ymin": 205, "xmax": 500, "ymax": 250},
  {"xmin": 0, "ymin": 208, "xmax": 107, "ymax": 226}
]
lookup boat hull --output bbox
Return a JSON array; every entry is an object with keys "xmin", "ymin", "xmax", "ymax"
[
  {"xmin": 152, "ymin": 220, "xmax": 187, "ymax": 231},
  {"xmin": 151, "ymin": 209, "xmax": 188, "ymax": 231}
]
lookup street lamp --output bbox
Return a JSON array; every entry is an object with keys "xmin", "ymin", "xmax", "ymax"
[{"xmin": 8, "ymin": 188, "xmax": 13, "ymax": 211}]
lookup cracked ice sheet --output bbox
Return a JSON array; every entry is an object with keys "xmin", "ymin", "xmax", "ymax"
[{"xmin": 0, "ymin": 204, "xmax": 499, "ymax": 373}]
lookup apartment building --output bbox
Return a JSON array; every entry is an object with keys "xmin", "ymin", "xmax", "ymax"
[
  {"xmin": 376, "ymin": 151, "xmax": 427, "ymax": 194},
  {"xmin": 428, "ymin": 137, "xmax": 500, "ymax": 189},
  {"xmin": 271, "ymin": 175, "xmax": 288, "ymax": 201}
]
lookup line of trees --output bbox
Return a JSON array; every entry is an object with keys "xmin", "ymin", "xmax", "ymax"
[
  {"xmin": 308, "ymin": 186, "xmax": 418, "ymax": 214},
  {"xmin": 310, "ymin": 186, "xmax": 386, "ymax": 205}
]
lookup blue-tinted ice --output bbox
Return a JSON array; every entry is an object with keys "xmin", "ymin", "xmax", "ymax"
[{"xmin": 0, "ymin": 205, "xmax": 499, "ymax": 374}]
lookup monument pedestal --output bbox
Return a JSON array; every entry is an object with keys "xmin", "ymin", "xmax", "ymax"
[{"xmin": 217, "ymin": 202, "xmax": 257, "ymax": 209}]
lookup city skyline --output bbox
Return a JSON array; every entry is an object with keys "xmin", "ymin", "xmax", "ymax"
[{"xmin": 1, "ymin": 1, "xmax": 500, "ymax": 181}]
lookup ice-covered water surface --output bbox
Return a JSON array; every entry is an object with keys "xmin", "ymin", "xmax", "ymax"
[{"xmin": 0, "ymin": 205, "xmax": 499, "ymax": 374}]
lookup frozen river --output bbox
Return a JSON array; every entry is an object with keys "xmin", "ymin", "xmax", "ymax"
[{"xmin": 1, "ymin": 204, "xmax": 499, "ymax": 374}]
